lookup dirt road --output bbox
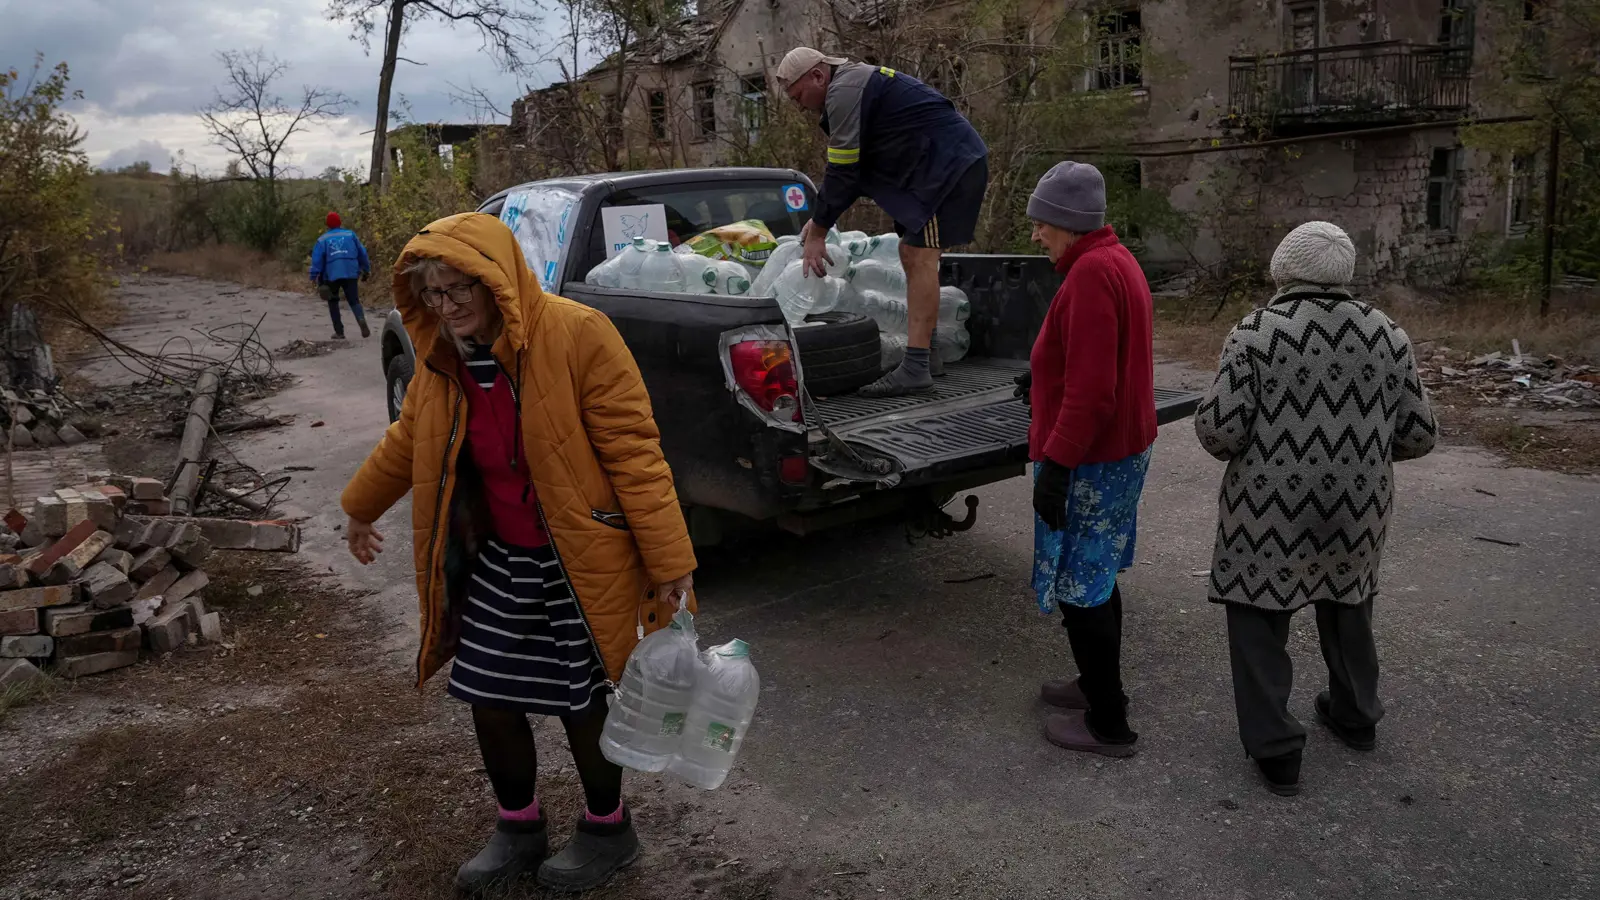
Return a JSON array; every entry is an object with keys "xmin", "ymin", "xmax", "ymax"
[{"xmin": 4, "ymin": 273, "xmax": 1596, "ymax": 899}]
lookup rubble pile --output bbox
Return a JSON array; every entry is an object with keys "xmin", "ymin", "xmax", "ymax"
[
  {"xmin": 2, "ymin": 386, "xmax": 92, "ymax": 448},
  {"xmin": 1417, "ymin": 345, "xmax": 1600, "ymax": 409},
  {"xmin": 0, "ymin": 473, "xmax": 300, "ymax": 689}
]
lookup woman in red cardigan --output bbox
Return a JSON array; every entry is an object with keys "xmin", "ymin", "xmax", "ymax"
[{"xmin": 1022, "ymin": 161, "xmax": 1157, "ymax": 758}]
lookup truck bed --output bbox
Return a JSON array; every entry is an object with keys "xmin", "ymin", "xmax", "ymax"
[{"xmin": 809, "ymin": 358, "xmax": 1200, "ymax": 480}]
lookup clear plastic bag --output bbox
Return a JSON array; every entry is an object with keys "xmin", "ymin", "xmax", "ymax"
[
  {"xmin": 667, "ymin": 639, "xmax": 761, "ymax": 790},
  {"xmin": 601, "ymin": 598, "xmax": 702, "ymax": 772}
]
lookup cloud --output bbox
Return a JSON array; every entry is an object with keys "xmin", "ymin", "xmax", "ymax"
[
  {"xmin": 98, "ymin": 140, "xmax": 176, "ymax": 172},
  {"xmin": 5, "ymin": 0, "xmax": 569, "ymax": 174}
]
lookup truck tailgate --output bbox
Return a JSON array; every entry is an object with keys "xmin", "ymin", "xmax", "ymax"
[{"xmin": 808, "ymin": 359, "xmax": 1201, "ymax": 483}]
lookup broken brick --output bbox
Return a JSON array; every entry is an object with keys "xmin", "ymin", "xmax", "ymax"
[
  {"xmin": 54, "ymin": 626, "xmax": 141, "ymax": 656},
  {"xmin": 31, "ymin": 424, "xmax": 61, "ymax": 447},
  {"xmin": 251, "ymin": 521, "xmax": 302, "ymax": 553},
  {"xmin": 82, "ymin": 563, "xmax": 135, "ymax": 609},
  {"xmin": 97, "ymin": 484, "xmax": 127, "ymax": 510},
  {"xmin": 56, "ymin": 423, "xmax": 87, "ymax": 445},
  {"xmin": 0, "ymin": 634, "xmax": 53, "ymax": 658},
  {"xmin": 131, "ymin": 498, "xmax": 173, "ymax": 516},
  {"xmin": 0, "ymin": 584, "xmax": 78, "ymax": 613},
  {"xmin": 42, "ymin": 530, "xmax": 115, "ymax": 585},
  {"xmin": 55, "ymin": 649, "xmax": 138, "ymax": 678},
  {"xmin": 130, "ymin": 477, "xmax": 166, "ymax": 501},
  {"xmin": 23, "ymin": 519, "xmax": 99, "ymax": 580},
  {"xmin": 42, "ymin": 604, "xmax": 134, "ymax": 637},
  {"xmin": 198, "ymin": 612, "xmax": 223, "ymax": 644},
  {"xmin": 95, "ymin": 547, "xmax": 134, "ymax": 574},
  {"xmin": 80, "ymin": 489, "xmax": 117, "ymax": 530},
  {"xmin": 9, "ymin": 425, "xmax": 34, "ymax": 449},
  {"xmin": 0, "ymin": 562, "xmax": 26, "ymax": 590},
  {"xmin": 143, "ymin": 606, "xmax": 190, "ymax": 653},
  {"xmin": 128, "ymin": 547, "xmax": 171, "ymax": 582},
  {"xmin": 0, "ymin": 608, "xmax": 39, "ymax": 635},
  {"xmin": 31, "ymin": 496, "xmax": 67, "ymax": 538},
  {"xmin": 135, "ymin": 566, "xmax": 180, "ymax": 602},
  {"xmin": 3, "ymin": 509, "xmax": 27, "ymax": 535},
  {"xmin": 172, "ymin": 536, "xmax": 212, "ymax": 571},
  {"xmin": 0, "ymin": 657, "xmax": 47, "ymax": 689},
  {"xmin": 162, "ymin": 570, "xmax": 208, "ymax": 606},
  {"xmin": 128, "ymin": 596, "xmax": 160, "ymax": 625}
]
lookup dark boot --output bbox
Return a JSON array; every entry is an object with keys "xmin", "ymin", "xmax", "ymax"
[
  {"xmin": 537, "ymin": 812, "xmax": 640, "ymax": 893},
  {"xmin": 1255, "ymin": 749, "xmax": 1302, "ymax": 797},
  {"xmin": 358, "ymin": 318, "xmax": 371, "ymax": 338},
  {"xmin": 1039, "ymin": 677, "xmax": 1089, "ymax": 710},
  {"xmin": 454, "ymin": 818, "xmax": 548, "ymax": 894},
  {"xmin": 1316, "ymin": 691, "xmax": 1376, "ymax": 751},
  {"xmin": 1045, "ymin": 711, "xmax": 1137, "ymax": 758}
]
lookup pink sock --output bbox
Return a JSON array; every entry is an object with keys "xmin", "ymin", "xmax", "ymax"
[
  {"xmin": 499, "ymin": 798, "xmax": 541, "ymax": 822},
  {"xmin": 584, "ymin": 803, "xmax": 624, "ymax": 825}
]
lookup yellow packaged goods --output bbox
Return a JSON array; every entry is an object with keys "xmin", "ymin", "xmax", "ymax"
[{"xmin": 684, "ymin": 219, "xmax": 778, "ymax": 267}]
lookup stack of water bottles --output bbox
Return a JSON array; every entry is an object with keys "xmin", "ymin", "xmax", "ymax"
[
  {"xmin": 599, "ymin": 596, "xmax": 759, "ymax": 790},
  {"xmin": 586, "ymin": 237, "xmax": 757, "ymax": 296}
]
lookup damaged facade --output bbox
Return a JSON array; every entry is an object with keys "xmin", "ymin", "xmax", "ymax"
[{"xmin": 510, "ymin": 0, "xmax": 1543, "ymax": 285}]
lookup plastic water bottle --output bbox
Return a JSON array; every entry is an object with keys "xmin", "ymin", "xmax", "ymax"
[
  {"xmin": 855, "ymin": 289, "xmax": 907, "ymax": 332},
  {"xmin": 847, "ymin": 259, "xmax": 908, "ymax": 294},
  {"xmin": 751, "ymin": 237, "xmax": 802, "ymax": 297},
  {"xmin": 637, "ymin": 241, "xmax": 685, "ymax": 293},
  {"xmin": 935, "ymin": 322, "xmax": 971, "ymax": 363},
  {"xmin": 668, "ymin": 639, "xmax": 761, "ymax": 790},
  {"xmin": 707, "ymin": 260, "xmax": 754, "ymax": 295},
  {"xmin": 879, "ymin": 333, "xmax": 908, "ymax": 370},
  {"xmin": 613, "ymin": 237, "xmax": 652, "ymax": 290},
  {"xmin": 938, "ymin": 285, "xmax": 972, "ymax": 325},
  {"xmin": 600, "ymin": 603, "xmax": 701, "ymax": 772}
]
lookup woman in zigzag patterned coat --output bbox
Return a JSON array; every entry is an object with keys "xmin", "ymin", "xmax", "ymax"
[{"xmin": 1194, "ymin": 221, "xmax": 1437, "ymax": 797}]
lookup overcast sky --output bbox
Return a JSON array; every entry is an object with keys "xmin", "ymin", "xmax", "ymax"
[{"xmin": 2, "ymin": 0, "xmax": 572, "ymax": 175}]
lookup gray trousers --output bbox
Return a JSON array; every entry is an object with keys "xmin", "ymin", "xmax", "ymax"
[{"xmin": 1225, "ymin": 599, "xmax": 1384, "ymax": 759}]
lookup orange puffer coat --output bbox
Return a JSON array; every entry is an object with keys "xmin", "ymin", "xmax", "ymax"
[{"xmin": 340, "ymin": 212, "xmax": 697, "ymax": 688}]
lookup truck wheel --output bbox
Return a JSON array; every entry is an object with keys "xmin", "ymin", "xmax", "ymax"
[
  {"xmin": 386, "ymin": 353, "xmax": 415, "ymax": 423},
  {"xmin": 794, "ymin": 312, "xmax": 881, "ymax": 397}
]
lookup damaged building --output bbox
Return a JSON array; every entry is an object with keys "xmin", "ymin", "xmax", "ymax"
[{"xmin": 509, "ymin": 0, "xmax": 1547, "ymax": 285}]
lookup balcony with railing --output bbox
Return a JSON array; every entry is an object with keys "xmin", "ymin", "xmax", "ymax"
[{"xmin": 1228, "ymin": 41, "xmax": 1472, "ymax": 134}]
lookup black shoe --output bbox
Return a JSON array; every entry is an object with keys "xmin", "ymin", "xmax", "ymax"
[
  {"xmin": 1316, "ymin": 691, "xmax": 1376, "ymax": 751},
  {"xmin": 358, "ymin": 319, "xmax": 371, "ymax": 338},
  {"xmin": 536, "ymin": 811, "xmax": 640, "ymax": 893},
  {"xmin": 454, "ymin": 818, "xmax": 548, "ymax": 894},
  {"xmin": 332, "ymin": 332, "xmax": 347, "ymax": 341},
  {"xmin": 1255, "ymin": 750, "xmax": 1302, "ymax": 797}
]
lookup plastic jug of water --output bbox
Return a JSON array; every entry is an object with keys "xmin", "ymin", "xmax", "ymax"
[
  {"xmin": 638, "ymin": 241, "xmax": 687, "ymax": 293},
  {"xmin": 600, "ymin": 597, "xmax": 701, "ymax": 772},
  {"xmin": 613, "ymin": 237, "xmax": 652, "ymax": 290},
  {"xmin": 938, "ymin": 285, "xmax": 972, "ymax": 325},
  {"xmin": 668, "ymin": 639, "xmax": 761, "ymax": 790}
]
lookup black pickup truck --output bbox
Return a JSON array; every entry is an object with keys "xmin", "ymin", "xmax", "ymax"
[{"xmin": 379, "ymin": 168, "xmax": 1199, "ymax": 544}]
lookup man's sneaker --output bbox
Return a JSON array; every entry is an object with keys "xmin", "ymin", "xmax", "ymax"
[
  {"xmin": 1045, "ymin": 711, "xmax": 1138, "ymax": 758},
  {"xmin": 1255, "ymin": 749, "xmax": 1303, "ymax": 797},
  {"xmin": 1315, "ymin": 692, "xmax": 1376, "ymax": 751},
  {"xmin": 536, "ymin": 811, "xmax": 641, "ymax": 893},
  {"xmin": 332, "ymin": 332, "xmax": 347, "ymax": 341},
  {"xmin": 454, "ymin": 818, "xmax": 548, "ymax": 894}
]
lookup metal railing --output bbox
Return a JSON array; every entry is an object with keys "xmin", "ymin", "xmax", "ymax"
[{"xmin": 1228, "ymin": 41, "xmax": 1471, "ymax": 125}]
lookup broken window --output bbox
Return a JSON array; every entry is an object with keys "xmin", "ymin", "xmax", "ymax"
[
  {"xmin": 648, "ymin": 90, "xmax": 667, "ymax": 142},
  {"xmin": 1507, "ymin": 153, "xmax": 1535, "ymax": 234},
  {"xmin": 1092, "ymin": 9, "xmax": 1142, "ymax": 91},
  {"xmin": 739, "ymin": 76, "xmax": 766, "ymax": 141},
  {"xmin": 1426, "ymin": 147, "xmax": 1461, "ymax": 233},
  {"xmin": 695, "ymin": 82, "xmax": 717, "ymax": 140}
]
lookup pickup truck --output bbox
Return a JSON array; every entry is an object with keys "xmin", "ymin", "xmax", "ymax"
[{"xmin": 379, "ymin": 167, "xmax": 1200, "ymax": 545}]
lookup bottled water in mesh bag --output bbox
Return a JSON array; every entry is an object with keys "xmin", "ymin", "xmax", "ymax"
[
  {"xmin": 601, "ymin": 598, "xmax": 701, "ymax": 772},
  {"xmin": 668, "ymin": 639, "xmax": 761, "ymax": 790}
]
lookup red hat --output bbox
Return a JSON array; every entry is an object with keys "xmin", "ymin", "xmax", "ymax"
[{"xmin": 326, "ymin": 212, "xmax": 342, "ymax": 229}]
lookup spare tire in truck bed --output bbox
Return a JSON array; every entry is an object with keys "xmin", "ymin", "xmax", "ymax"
[{"xmin": 793, "ymin": 312, "xmax": 881, "ymax": 397}]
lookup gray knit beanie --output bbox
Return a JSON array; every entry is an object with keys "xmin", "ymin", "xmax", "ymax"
[
  {"xmin": 1028, "ymin": 161, "xmax": 1105, "ymax": 233},
  {"xmin": 1270, "ymin": 221, "xmax": 1356, "ymax": 286}
]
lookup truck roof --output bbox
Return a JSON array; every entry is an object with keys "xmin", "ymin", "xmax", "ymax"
[{"xmin": 478, "ymin": 167, "xmax": 814, "ymax": 211}]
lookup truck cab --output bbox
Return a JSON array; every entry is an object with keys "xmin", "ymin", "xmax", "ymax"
[{"xmin": 380, "ymin": 168, "xmax": 1199, "ymax": 544}]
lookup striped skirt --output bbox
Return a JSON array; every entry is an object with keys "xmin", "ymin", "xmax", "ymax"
[{"xmin": 447, "ymin": 539, "xmax": 609, "ymax": 715}]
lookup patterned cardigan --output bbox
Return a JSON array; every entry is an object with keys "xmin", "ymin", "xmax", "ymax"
[{"xmin": 1193, "ymin": 286, "xmax": 1438, "ymax": 611}]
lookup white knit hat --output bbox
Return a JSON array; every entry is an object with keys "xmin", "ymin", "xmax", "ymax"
[{"xmin": 1270, "ymin": 221, "xmax": 1356, "ymax": 287}]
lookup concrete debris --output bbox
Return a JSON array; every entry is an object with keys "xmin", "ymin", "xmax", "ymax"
[
  {"xmin": 1420, "ymin": 344, "xmax": 1600, "ymax": 409},
  {"xmin": 0, "ymin": 657, "xmax": 48, "ymax": 689},
  {"xmin": 0, "ymin": 472, "xmax": 301, "ymax": 681}
]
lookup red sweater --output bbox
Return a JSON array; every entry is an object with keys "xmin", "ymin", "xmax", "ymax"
[
  {"xmin": 460, "ymin": 359, "xmax": 549, "ymax": 548},
  {"xmin": 1027, "ymin": 227, "xmax": 1157, "ymax": 469}
]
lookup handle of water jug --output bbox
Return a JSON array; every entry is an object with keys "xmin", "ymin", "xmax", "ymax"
[{"xmin": 635, "ymin": 588, "xmax": 691, "ymax": 639}]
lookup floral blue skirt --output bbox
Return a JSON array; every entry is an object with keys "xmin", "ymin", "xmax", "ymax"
[{"xmin": 1032, "ymin": 448, "xmax": 1152, "ymax": 612}]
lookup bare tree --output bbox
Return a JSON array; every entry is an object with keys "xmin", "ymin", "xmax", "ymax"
[
  {"xmin": 198, "ymin": 49, "xmax": 352, "ymax": 185},
  {"xmin": 326, "ymin": 0, "xmax": 542, "ymax": 190}
]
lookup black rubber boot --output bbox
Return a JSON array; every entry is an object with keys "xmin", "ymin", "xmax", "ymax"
[
  {"xmin": 454, "ymin": 818, "xmax": 548, "ymax": 894},
  {"xmin": 358, "ymin": 318, "xmax": 371, "ymax": 338},
  {"xmin": 1255, "ymin": 749, "xmax": 1303, "ymax": 797},
  {"xmin": 536, "ymin": 811, "xmax": 641, "ymax": 893},
  {"xmin": 1316, "ymin": 691, "xmax": 1376, "ymax": 751}
]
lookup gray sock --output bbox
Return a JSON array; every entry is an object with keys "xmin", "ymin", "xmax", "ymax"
[{"xmin": 860, "ymin": 347, "xmax": 934, "ymax": 397}]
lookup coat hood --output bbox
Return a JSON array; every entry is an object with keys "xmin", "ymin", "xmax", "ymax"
[{"xmin": 391, "ymin": 212, "xmax": 545, "ymax": 362}]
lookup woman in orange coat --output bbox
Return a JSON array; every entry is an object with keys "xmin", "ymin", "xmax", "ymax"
[{"xmin": 341, "ymin": 213, "xmax": 697, "ymax": 893}]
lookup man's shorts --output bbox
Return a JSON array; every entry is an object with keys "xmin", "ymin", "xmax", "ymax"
[{"xmin": 897, "ymin": 157, "xmax": 990, "ymax": 250}]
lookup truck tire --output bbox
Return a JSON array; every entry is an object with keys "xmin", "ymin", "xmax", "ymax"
[
  {"xmin": 386, "ymin": 352, "xmax": 415, "ymax": 423},
  {"xmin": 794, "ymin": 312, "xmax": 881, "ymax": 397}
]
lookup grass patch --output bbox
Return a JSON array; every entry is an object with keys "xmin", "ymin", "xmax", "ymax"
[
  {"xmin": 144, "ymin": 246, "xmax": 311, "ymax": 295},
  {"xmin": 0, "ymin": 669, "xmax": 56, "ymax": 723}
]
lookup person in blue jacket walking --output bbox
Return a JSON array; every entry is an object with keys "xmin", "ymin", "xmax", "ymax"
[
  {"xmin": 309, "ymin": 211, "xmax": 372, "ymax": 339},
  {"xmin": 774, "ymin": 46, "xmax": 989, "ymax": 397}
]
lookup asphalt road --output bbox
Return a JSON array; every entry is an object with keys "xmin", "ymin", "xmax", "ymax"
[{"xmin": 103, "ymin": 274, "xmax": 1599, "ymax": 899}]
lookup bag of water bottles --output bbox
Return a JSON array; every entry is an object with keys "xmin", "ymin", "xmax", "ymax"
[{"xmin": 601, "ymin": 596, "xmax": 760, "ymax": 790}]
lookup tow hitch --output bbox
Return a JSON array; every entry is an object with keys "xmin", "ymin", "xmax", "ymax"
[{"xmin": 907, "ymin": 494, "xmax": 980, "ymax": 542}]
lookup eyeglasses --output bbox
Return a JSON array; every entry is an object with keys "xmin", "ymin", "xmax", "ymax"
[{"xmin": 418, "ymin": 279, "xmax": 480, "ymax": 308}]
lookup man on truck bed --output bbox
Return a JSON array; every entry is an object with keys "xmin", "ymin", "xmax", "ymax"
[{"xmin": 774, "ymin": 46, "xmax": 989, "ymax": 397}]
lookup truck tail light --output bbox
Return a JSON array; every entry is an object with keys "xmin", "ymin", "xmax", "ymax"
[
  {"xmin": 778, "ymin": 454, "xmax": 809, "ymax": 485},
  {"xmin": 728, "ymin": 340, "xmax": 799, "ymax": 420}
]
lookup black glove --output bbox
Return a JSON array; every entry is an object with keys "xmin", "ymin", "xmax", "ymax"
[
  {"xmin": 361, "ymin": 271, "xmax": 372, "ymax": 283},
  {"xmin": 1014, "ymin": 369, "xmax": 1032, "ymax": 406},
  {"xmin": 1033, "ymin": 459, "xmax": 1072, "ymax": 531}
]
